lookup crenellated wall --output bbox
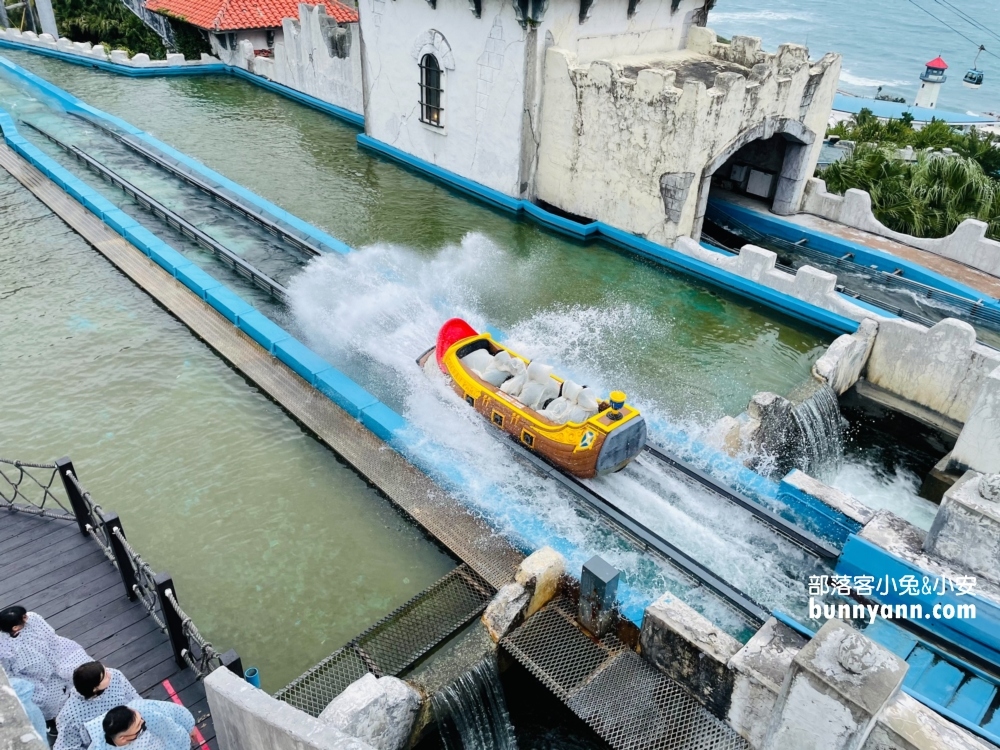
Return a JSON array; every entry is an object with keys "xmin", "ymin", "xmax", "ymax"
[
  {"xmin": 802, "ymin": 177, "xmax": 1000, "ymax": 279},
  {"xmin": 535, "ymin": 27, "xmax": 841, "ymax": 245},
  {"xmin": 229, "ymin": 5, "xmax": 364, "ymax": 116}
]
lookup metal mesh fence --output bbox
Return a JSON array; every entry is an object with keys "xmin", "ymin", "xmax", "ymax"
[
  {"xmin": 276, "ymin": 565, "xmax": 494, "ymax": 717},
  {"xmin": 502, "ymin": 597, "xmax": 750, "ymax": 750}
]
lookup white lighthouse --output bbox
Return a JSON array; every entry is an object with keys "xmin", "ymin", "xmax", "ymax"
[{"xmin": 915, "ymin": 56, "xmax": 948, "ymax": 108}]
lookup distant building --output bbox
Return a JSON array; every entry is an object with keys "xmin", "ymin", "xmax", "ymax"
[
  {"xmin": 914, "ymin": 55, "xmax": 947, "ymax": 108},
  {"xmin": 829, "ymin": 93, "xmax": 999, "ymax": 132},
  {"xmin": 145, "ymin": 0, "xmax": 357, "ymax": 64}
]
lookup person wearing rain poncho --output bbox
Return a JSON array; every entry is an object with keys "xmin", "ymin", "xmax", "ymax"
[
  {"xmin": 0, "ymin": 606, "xmax": 91, "ymax": 720},
  {"xmin": 55, "ymin": 662, "xmax": 140, "ymax": 750},
  {"xmin": 84, "ymin": 699, "xmax": 195, "ymax": 749}
]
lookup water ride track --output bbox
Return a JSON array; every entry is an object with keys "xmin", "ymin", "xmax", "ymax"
[
  {"xmin": 641, "ymin": 445, "xmax": 839, "ymax": 560},
  {"xmin": 69, "ymin": 112, "xmax": 331, "ymax": 258},
  {"xmin": 22, "ymin": 121, "xmax": 288, "ymax": 299},
  {"xmin": 502, "ymin": 437, "xmax": 770, "ymax": 625}
]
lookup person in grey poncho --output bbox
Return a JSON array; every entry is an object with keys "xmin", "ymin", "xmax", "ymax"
[
  {"xmin": 55, "ymin": 662, "xmax": 140, "ymax": 750},
  {"xmin": 0, "ymin": 606, "xmax": 91, "ymax": 720},
  {"xmin": 84, "ymin": 699, "xmax": 196, "ymax": 749}
]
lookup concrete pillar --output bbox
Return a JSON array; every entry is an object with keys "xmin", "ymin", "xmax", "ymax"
[
  {"xmin": 771, "ymin": 140, "xmax": 811, "ymax": 216},
  {"xmin": 762, "ymin": 619, "xmax": 907, "ymax": 750},
  {"xmin": 578, "ymin": 555, "xmax": 618, "ymax": 637},
  {"xmin": 640, "ymin": 591, "xmax": 742, "ymax": 718},
  {"xmin": 33, "ymin": 0, "xmax": 58, "ymax": 39},
  {"xmin": 205, "ymin": 667, "xmax": 375, "ymax": 750},
  {"xmin": 925, "ymin": 471, "xmax": 1000, "ymax": 586},
  {"xmin": 950, "ymin": 367, "xmax": 1000, "ymax": 474},
  {"xmin": 728, "ymin": 618, "xmax": 807, "ymax": 749}
]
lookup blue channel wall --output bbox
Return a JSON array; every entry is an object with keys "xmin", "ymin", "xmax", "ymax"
[
  {"xmin": 0, "ymin": 56, "xmax": 352, "ymax": 255},
  {"xmin": 837, "ymin": 535, "xmax": 1000, "ymax": 666},
  {"xmin": 0, "ymin": 41, "xmax": 859, "ymax": 339},
  {"xmin": 0, "ymin": 107, "xmax": 663, "ymax": 625},
  {"xmin": 0, "ymin": 46, "xmax": 877, "ymax": 618},
  {"xmin": 776, "ymin": 470, "xmax": 864, "ymax": 548},
  {"xmin": 709, "ymin": 199, "xmax": 1000, "ymax": 308}
]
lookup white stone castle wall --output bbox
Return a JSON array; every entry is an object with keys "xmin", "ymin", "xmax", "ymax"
[
  {"xmin": 356, "ymin": 0, "xmax": 710, "ymax": 198},
  {"xmin": 534, "ymin": 29, "xmax": 841, "ymax": 244},
  {"xmin": 801, "ymin": 177, "xmax": 1000, "ymax": 279}
]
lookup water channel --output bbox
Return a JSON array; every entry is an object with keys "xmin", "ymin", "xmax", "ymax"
[
  {"xmin": 0, "ymin": 168, "xmax": 455, "ymax": 692},
  {"xmin": 0, "ymin": 49, "xmax": 892, "ymax": 655}
]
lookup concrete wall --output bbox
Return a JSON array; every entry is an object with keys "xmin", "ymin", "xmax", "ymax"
[
  {"xmin": 535, "ymin": 28, "xmax": 840, "ymax": 244},
  {"xmin": 865, "ymin": 318, "xmax": 1000, "ymax": 425},
  {"xmin": 863, "ymin": 692, "xmax": 997, "ymax": 750},
  {"xmin": 357, "ymin": 0, "xmax": 710, "ymax": 199},
  {"xmin": 0, "ymin": 27, "xmax": 204, "ymax": 65},
  {"xmin": 950, "ymin": 367, "xmax": 1000, "ymax": 474},
  {"xmin": 211, "ymin": 29, "xmax": 277, "ymax": 63},
  {"xmin": 671, "ymin": 238, "xmax": 878, "ymax": 322},
  {"xmin": 801, "ymin": 178, "xmax": 1000, "ymax": 279},
  {"xmin": 225, "ymin": 7, "xmax": 365, "ymax": 116},
  {"xmin": 813, "ymin": 318, "xmax": 879, "ymax": 396},
  {"xmin": 206, "ymin": 667, "xmax": 376, "ymax": 750},
  {"xmin": 0, "ymin": 666, "xmax": 47, "ymax": 750}
]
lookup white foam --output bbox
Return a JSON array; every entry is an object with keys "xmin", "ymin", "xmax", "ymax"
[
  {"xmin": 839, "ymin": 70, "xmax": 911, "ymax": 89},
  {"xmin": 709, "ymin": 10, "xmax": 811, "ymax": 22},
  {"xmin": 828, "ymin": 459, "xmax": 938, "ymax": 531}
]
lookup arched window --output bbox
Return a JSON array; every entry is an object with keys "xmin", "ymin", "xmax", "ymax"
[{"xmin": 419, "ymin": 54, "xmax": 443, "ymax": 127}]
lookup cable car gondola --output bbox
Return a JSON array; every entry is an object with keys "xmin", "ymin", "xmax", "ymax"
[{"xmin": 964, "ymin": 45, "xmax": 986, "ymax": 89}]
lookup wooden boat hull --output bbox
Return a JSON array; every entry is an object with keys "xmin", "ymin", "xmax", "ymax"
[{"xmin": 418, "ymin": 322, "xmax": 646, "ymax": 479}]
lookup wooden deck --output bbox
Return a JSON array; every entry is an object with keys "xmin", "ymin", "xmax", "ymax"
[{"xmin": 0, "ymin": 508, "xmax": 217, "ymax": 749}]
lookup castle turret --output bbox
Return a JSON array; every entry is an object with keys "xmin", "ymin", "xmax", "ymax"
[{"xmin": 915, "ymin": 56, "xmax": 948, "ymax": 108}]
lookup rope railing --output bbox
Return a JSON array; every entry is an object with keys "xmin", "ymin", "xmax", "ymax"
[
  {"xmin": 1, "ymin": 456, "xmax": 240, "ymax": 680},
  {"xmin": 0, "ymin": 458, "xmax": 74, "ymax": 518}
]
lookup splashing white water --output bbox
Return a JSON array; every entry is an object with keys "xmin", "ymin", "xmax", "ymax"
[
  {"xmin": 284, "ymin": 234, "xmax": 834, "ymax": 630},
  {"xmin": 829, "ymin": 460, "xmax": 938, "ymax": 531}
]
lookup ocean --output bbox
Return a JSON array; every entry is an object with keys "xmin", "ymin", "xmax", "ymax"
[{"xmin": 709, "ymin": 0, "xmax": 1000, "ymax": 116}]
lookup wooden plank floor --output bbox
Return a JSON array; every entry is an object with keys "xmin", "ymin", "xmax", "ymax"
[{"xmin": 0, "ymin": 509, "xmax": 217, "ymax": 749}]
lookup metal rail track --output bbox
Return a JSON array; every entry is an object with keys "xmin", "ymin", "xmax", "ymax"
[
  {"xmin": 71, "ymin": 112, "xmax": 329, "ymax": 258},
  {"xmin": 498, "ymin": 435, "xmax": 770, "ymax": 625},
  {"xmin": 641, "ymin": 444, "xmax": 838, "ymax": 559},
  {"xmin": 23, "ymin": 121, "xmax": 287, "ymax": 299}
]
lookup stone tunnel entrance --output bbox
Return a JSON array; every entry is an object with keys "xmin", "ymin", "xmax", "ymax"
[{"xmin": 690, "ymin": 118, "xmax": 816, "ymax": 241}]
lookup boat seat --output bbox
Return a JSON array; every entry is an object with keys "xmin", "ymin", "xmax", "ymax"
[
  {"xmin": 461, "ymin": 348, "xmax": 494, "ymax": 376},
  {"xmin": 539, "ymin": 381, "xmax": 583, "ymax": 424},
  {"xmin": 519, "ymin": 362, "xmax": 561, "ymax": 410}
]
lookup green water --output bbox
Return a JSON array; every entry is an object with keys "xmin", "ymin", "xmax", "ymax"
[
  {"xmin": 0, "ymin": 50, "xmax": 829, "ymax": 423},
  {"xmin": 0, "ymin": 170, "xmax": 454, "ymax": 692}
]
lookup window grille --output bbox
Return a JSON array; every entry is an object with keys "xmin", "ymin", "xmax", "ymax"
[{"xmin": 420, "ymin": 54, "xmax": 444, "ymax": 127}]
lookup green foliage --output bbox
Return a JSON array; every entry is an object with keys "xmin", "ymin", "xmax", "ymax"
[
  {"xmin": 167, "ymin": 18, "xmax": 211, "ymax": 60},
  {"xmin": 827, "ymin": 108, "xmax": 1000, "ymax": 178},
  {"xmin": 823, "ymin": 144, "xmax": 1000, "ymax": 240},
  {"xmin": 54, "ymin": 0, "xmax": 164, "ymax": 56}
]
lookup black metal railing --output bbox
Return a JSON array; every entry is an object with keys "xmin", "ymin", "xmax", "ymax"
[{"xmin": 1, "ymin": 456, "xmax": 240, "ymax": 679}]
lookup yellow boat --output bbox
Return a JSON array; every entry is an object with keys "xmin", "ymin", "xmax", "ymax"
[{"xmin": 417, "ymin": 318, "xmax": 646, "ymax": 478}]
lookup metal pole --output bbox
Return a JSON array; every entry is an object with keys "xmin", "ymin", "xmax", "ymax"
[
  {"xmin": 55, "ymin": 456, "xmax": 89, "ymax": 536},
  {"xmin": 154, "ymin": 573, "xmax": 189, "ymax": 669},
  {"xmin": 31, "ymin": 0, "xmax": 54, "ymax": 37},
  {"xmin": 104, "ymin": 513, "xmax": 138, "ymax": 601}
]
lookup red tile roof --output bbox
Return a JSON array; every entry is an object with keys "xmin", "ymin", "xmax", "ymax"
[
  {"xmin": 146, "ymin": 0, "xmax": 357, "ymax": 31},
  {"xmin": 925, "ymin": 56, "xmax": 948, "ymax": 70}
]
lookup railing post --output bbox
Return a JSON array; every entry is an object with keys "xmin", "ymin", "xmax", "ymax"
[
  {"xmin": 221, "ymin": 649, "xmax": 243, "ymax": 678},
  {"xmin": 55, "ymin": 456, "xmax": 89, "ymax": 535},
  {"xmin": 154, "ymin": 572, "xmax": 188, "ymax": 669},
  {"xmin": 104, "ymin": 513, "xmax": 138, "ymax": 601}
]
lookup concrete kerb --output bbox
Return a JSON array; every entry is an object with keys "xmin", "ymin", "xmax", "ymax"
[
  {"xmin": 0, "ymin": 55, "xmax": 352, "ymax": 256},
  {"xmin": 711, "ymin": 198, "xmax": 1000, "ymax": 308},
  {"xmin": 3, "ymin": 37, "xmax": 860, "ymax": 337},
  {"xmin": 356, "ymin": 135, "xmax": 859, "ymax": 338}
]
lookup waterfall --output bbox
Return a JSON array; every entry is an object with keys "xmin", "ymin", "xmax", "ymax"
[
  {"xmin": 431, "ymin": 657, "xmax": 517, "ymax": 750},
  {"xmin": 790, "ymin": 382, "xmax": 844, "ymax": 477}
]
